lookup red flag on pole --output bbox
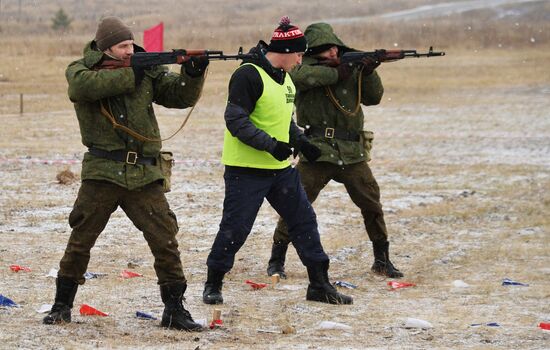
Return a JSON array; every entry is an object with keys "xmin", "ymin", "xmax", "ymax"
[{"xmin": 143, "ymin": 22, "xmax": 164, "ymax": 52}]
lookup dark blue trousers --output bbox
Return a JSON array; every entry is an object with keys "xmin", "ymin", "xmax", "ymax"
[{"xmin": 207, "ymin": 166, "xmax": 329, "ymax": 272}]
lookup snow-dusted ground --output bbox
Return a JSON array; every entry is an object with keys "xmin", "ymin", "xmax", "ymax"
[
  {"xmin": 379, "ymin": 0, "xmax": 547, "ymax": 20},
  {"xmin": 1, "ymin": 58, "xmax": 549, "ymax": 348},
  {"xmin": 322, "ymin": 0, "xmax": 548, "ymax": 24}
]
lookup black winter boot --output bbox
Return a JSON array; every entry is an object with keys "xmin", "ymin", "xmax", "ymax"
[
  {"xmin": 266, "ymin": 241, "xmax": 289, "ymax": 279},
  {"xmin": 202, "ymin": 268, "xmax": 224, "ymax": 305},
  {"xmin": 160, "ymin": 282, "xmax": 203, "ymax": 331},
  {"xmin": 306, "ymin": 261, "xmax": 353, "ymax": 305},
  {"xmin": 43, "ymin": 276, "xmax": 78, "ymax": 325},
  {"xmin": 371, "ymin": 240, "xmax": 404, "ymax": 278}
]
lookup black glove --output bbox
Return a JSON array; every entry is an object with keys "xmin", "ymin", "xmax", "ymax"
[
  {"xmin": 359, "ymin": 56, "xmax": 381, "ymax": 75},
  {"xmin": 299, "ymin": 141, "xmax": 322, "ymax": 162},
  {"xmin": 336, "ymin": 62, "xmax": 354, "ymax": 81},
  {"xmin": 184, "ymin": 56, "xmax": 210, "ymax": 77},
  {"xmin": 269, "ymin": 139, "xmax": 293, "ymax": 161},
  {"xmin": 130, "ymin": 56, "xmax": 146, "ymax": 86},
  {"xmin": 131, "ymin": 66, "xmax": 145, "ymax": 86}
]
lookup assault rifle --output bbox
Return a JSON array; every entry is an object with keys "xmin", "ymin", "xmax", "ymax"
[
  {"xmin": 99, "ymin": 47, "xmax": 256, "ymax": 69},
  {"xmin": 343, "ymin": 46, "xmax": 444, "ymax": 64},
  {"xmin": 319, "ymin": 46, "xmax": 445, "ymax": 66}
]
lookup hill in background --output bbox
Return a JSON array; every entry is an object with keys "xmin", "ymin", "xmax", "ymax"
[{"xmin": 0, "ymin": 0, "xmax": 548, "ymax": 55}]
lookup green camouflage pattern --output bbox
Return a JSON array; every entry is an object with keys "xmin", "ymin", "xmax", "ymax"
[
  {"xmin": 291, "ymin": 23, "xmax": 384, "ymax": 165},
  {"xmin": 66, "ymin": 41, "xmax": 205, "ymax": 190},
  {"xmin": 303, "ymin": 22, "xmax": 347, "ymax": 50}
]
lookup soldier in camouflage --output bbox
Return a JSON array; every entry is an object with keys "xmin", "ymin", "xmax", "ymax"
[
  {"xmin": 267, "ymin": 23, "xmax": 404, "ymax": 280},
  {"xmin": 42, "ymin": 16, "xmax": 208, "ymax": 331}
]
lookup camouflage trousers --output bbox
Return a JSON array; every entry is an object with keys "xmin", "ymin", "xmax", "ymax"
[
  {"xmin": 273, "ymin": 160, "xmax": 388, "ymax": 244},
  {"xmin": 58, "ymin": 180, "xmax": 185, "ymax": 285}
]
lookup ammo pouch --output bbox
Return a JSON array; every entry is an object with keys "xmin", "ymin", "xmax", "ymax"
[
  {"xmin": 362, "ymin": 130, "xmax": 374, "ymax": 162},
  {"xmin": 159, "ymin": 151, "xmax": 174, "ymax": 192}
]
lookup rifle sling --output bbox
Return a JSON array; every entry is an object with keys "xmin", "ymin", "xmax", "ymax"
[
  {"xmin": 325, "ymin": 67, "xmax": 364, "ymax": 117},
  {"xmin": 98, "ymin": 68, "xmax": 208, "ymax": 143}
]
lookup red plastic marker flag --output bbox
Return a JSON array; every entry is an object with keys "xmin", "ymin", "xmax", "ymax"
[
  {"xmin": 209, "ymin": 319, "xmax": 223, "ymax": 329},
  {"xmin": 10, "ymin": 265, "xmax": 31, "ymax": 272},
  {"xmin": 540, "ymin": 322, "xmax": 550, "ymax": 330},
  {"xmin": 120, "ymin": 270, "xmax": 143, "ymax": 279},
  {"xmin": 79, "ymin": 304, "xmax": 108, "ymax": 316},
  {"xmin": 388, "ymin": 281, "xmax": 416, "ymax": 290},
  {"xmin": 245, "ymin": 280, "xmax": 268, "ymax": 290},
  {"xmin": 143, "ymin": 22, "xmax": 163, "ymax": 52}
]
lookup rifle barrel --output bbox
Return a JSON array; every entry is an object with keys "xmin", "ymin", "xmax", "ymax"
[
  {"xmin": 400, "ymin": 47, "xmax": 445, "ymax": 57},
  {"xmin": 207, "ymin": 54, "xmax": 254, "ymax": 60}
]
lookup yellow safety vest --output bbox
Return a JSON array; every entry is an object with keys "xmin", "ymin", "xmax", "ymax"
[{"xmin": 222, "ymin": 63, "xmax": 295, "ymax": 169}]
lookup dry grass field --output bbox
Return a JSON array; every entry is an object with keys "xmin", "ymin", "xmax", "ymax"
[{"xmin": 1, "ymin": 1, "xmax": 549, "ymax": 349}]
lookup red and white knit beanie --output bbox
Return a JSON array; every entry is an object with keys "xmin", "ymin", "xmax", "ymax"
[{"xmin": 267, "ymin": 16, "xmax": 308, "ymax": 53}]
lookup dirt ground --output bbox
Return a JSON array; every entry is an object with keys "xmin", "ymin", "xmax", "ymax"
[{"xmin": 0, "ymin": 48, "xmax": 549, "ymax": 349}]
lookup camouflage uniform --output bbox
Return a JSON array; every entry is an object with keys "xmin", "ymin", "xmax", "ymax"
[
  {"xmin": 59, "ymin": 41, "xmax": 205, "ymax": 285},
  {"xmin": 44, "ymin": 15, "xmax": 207, "ymax": 329},
  {"xmin": 268, "ymin": 23, "xmax": 403, "ymax": 278}
]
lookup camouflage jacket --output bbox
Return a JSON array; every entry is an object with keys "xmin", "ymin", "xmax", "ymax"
[
  {"xmin": 291, "ymin": 23, "xmax": 384, "ymax": 165},
  {"xmin": 66, "ymin": 41, "xmax": 205, "ymax": 190}
]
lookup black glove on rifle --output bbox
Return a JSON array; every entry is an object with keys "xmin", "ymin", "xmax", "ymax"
[
  {"xmin": 269, "ymin": 138, "xmax": 293, "ymax": 161},
  {"xmin": 359, "ymin": 56, "xmax": 381, "ymax": 75},
  {"xmin": 184, "ymin": 56, "xmax": 210, "ymax": 77},
  {"xmin": 130, "ymin": 56, "xmax": 146, "ymax": 86}
]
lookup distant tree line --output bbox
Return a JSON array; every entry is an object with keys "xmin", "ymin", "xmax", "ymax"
[{"xmin": 52, "ymin": 8, "xmax": 72, "ymax": 31}]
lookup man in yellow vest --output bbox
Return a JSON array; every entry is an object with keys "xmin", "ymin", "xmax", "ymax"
[{"xmin": 203, "ymin": 17, "xmax": 352, "ymax": 305}]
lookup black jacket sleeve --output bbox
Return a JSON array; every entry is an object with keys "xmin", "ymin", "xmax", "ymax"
[{"xmin": 289, "ymin": 119, "xmax": 308, "ymax": 148}]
